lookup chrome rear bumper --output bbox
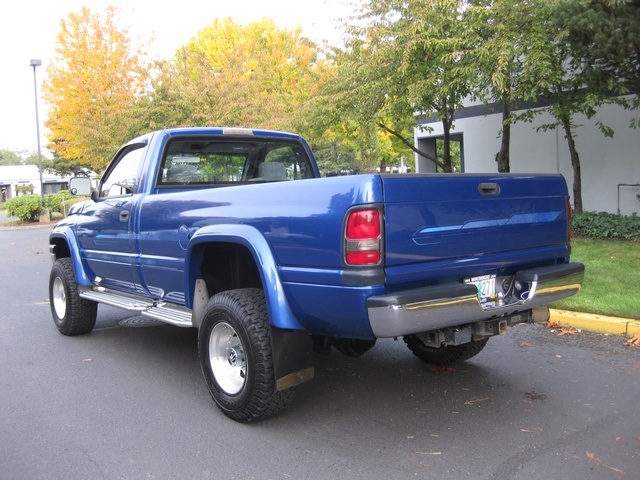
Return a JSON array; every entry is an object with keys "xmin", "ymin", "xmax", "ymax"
[{"xmin": 367, "ymin": 263, "xmax": 584, "ymax": 338}]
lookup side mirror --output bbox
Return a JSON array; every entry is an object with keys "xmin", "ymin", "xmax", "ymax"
[{"xmin": 68, "ymin": 177, "xmax": 93, "ymax": 197}]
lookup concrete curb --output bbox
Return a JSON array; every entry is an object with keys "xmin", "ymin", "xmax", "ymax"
[{"xmin": 550, "ymin": 309, "xmax": 640, "ymax": 338}]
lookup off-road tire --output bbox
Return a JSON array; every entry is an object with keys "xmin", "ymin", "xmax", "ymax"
[
  {"xmin": 403, "ymin": 336, "xmax": 489, "ymax": 365},
  {"xmin": 198, "ymin": 288, "xmax": 294, "ymax": 422},
  {"xmin": 49, "ymin": 257, "xmax": 97, "ymax": 335}
]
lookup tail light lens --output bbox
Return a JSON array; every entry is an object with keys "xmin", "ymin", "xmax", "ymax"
[{"xmin": 344, "ymin": 208, "xmax": 382, "ymax": 266}]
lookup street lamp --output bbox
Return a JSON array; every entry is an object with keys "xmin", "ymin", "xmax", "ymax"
[{"xmin": 30, "ymin": 58, "xmax": 44, "ymax": 198}]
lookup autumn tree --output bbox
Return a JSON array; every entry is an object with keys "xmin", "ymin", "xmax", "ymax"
[
  {"xmin": 311, "ymin": 32, "xmax": 415, "ymax": 173},
  {"xmin": 43, "ymin": 6, "xmax": 149, "ymax": 172},
  {"xmin": 143, "ymin": 18, "xmax": 320, "ymax": 133}
]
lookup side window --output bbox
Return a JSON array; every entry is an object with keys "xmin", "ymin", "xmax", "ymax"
[
  {"xmin": 100, "ymin": 147, "xmax": 145, "ymax": 198},
  {"xmin": 159, "ymin": 154, "xmax": 246, "ymax": 185},
  {"xmin": 262, "ymin": 146, "xmax": 313, "ymax": 181}
]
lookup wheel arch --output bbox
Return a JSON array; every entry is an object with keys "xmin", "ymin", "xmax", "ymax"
[
  {"xmin": 49, "ymin": 227, "xmax": 92, "ymax": 286},
  {"xmin": 185, "ymin": 224, "xmax": 304, "ymax": 331}
]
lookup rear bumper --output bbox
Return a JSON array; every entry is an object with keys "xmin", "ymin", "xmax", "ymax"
[{"xmin": 367, "ymin": 263, "xmax": 584, "ymax": 338}]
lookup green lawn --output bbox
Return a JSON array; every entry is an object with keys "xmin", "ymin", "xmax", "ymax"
[{"xmin": 552, "ymin": 238, "xmax": 640, "ymax": 320}]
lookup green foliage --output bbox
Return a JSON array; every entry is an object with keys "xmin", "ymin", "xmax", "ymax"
[
  {"xmin": 555, "ymin": 0, "xmax": 640, "ymax": 130},
  {"xmin": 0, "ymin": 149, "xmax": 28, "ymax": 165},
  {"xmin": 0, "ymin": 149, "xmax": 46, "ymax": 166},
  {"xmin": 323, "ymin": 0, "xmax": 476, "ymax": 172},
  {"xmin": 435, "ymin": 138, "xmax": 461, "ymax": 172},
  {"xmin": 43, "ymin": 156, "xmax": 93, "ymax": 177},
  {"xmin": 312, "ymin": 139, "xmax": 360, "ymax": 176},
  {"xmin": 469, "ymin": 0, "xmax": 560, "ymax": 172},
  {"xmin": 5, "ymin": 195, "xmax": 44, "ymax": 222},
  {"xmin": 557, "ymin": 0, "xmax": 640, "ymax": 97},
  {"xmin": 45, "ymin": 190, "xmax": 75, "ymax": 214},
  {"xmin": 572, "ymin": 211, "xmax": 640, "ymax": 241}
]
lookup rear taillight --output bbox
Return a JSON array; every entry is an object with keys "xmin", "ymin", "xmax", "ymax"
[{"xmin": 344, "ymin": 208, "xmax": 382, "ymax": 266}]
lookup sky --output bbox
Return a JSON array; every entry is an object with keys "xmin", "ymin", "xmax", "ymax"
[{"xmin": 0, "ymin": 0, "xmax": 356, "ymax": 155}]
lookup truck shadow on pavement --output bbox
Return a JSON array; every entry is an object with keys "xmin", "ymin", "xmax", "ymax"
[
  {"xmin": 293, "ymin": 339, "xmax": 524, "ymax": 425},
  {"xmin": 83, "ymin": 312, "xmax": 524, "ymax": 427},
  {"xmin": 80, "ymin": 310, "xmax": 568, "ymax": 433}
]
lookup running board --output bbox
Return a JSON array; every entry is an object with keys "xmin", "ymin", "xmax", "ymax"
[
  {"xmin": 142, "ymin": 304, "xmax": 193, "ymax": 327},
  {"xmin": 79, "ymin": 288, "xmax": 194, "ymax": 328}
]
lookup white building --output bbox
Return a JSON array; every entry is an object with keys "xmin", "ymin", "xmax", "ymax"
[
  {"xmin": 414, "ymin": 99, "xmax": 640, "ymax": 215},
  {"xmin": 0, "ymin": 165, "xmax": 69, "ymax": 201}
]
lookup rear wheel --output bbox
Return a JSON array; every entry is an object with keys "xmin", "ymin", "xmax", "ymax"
[
  {"xmin": 49, "ymin": 258, "xmax": 97, "ymax": 336},
  {"xmin": 198, "ymin": 288, "xmax": 294, "ymax": 422},
  {"xmin": 403, "ymin": 335, "xmax": 488, "ymax": 365}
]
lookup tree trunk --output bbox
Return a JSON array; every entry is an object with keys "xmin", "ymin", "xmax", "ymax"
[
  {"xmin": 441, "ymin": 107, "xmax": 454, "ymax": 173},
  {"xmin": 560, "ymin": 114, "xmax": 583, "ymax": 213},
  {"xmin": 496, "ymin": 97, "xmax": 511, "ymax": 173},
  {"xmin": 443, "ymin": 123, "xmax": 451, "ymax": 172},
  {"xmin": 379, "ymin": 156, "xmax": 387, "ymax": 174}
]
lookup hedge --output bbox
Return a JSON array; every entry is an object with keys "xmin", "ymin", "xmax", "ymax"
[
  {"xmin": 45, "ymin": 190, "xmax": 75, "ymax": 214},
  {"xmin": 572, "ymin": 211, "xmax": 640, "ymax": 241}
]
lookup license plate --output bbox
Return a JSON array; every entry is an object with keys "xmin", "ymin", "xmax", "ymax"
[{"xmin": 464, "ymin": 275, "xmax": 496, "ymax": 301}]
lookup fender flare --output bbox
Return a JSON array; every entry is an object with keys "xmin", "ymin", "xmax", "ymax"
[
  {"xmin": 49, "ymin": 226, "xmax": 93, "ymax": 286},
  {"xmin": 185, "ymin": 224, "xmax": 304, "ymax": 331}
]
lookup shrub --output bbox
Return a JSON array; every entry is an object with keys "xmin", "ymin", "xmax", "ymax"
[
  {"xmin": 45, "ymin": 190, "xmax": 75, "ymax": 214},
  {"xmin": 572, "ymin": 211, "xmax": 640, "ymax": 241},
  {"xmin": 5, "ymin": 194, "xmax": 44, "ymax": 222}
]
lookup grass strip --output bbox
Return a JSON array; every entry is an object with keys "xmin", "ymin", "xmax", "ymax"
[{"xmin": 552, "ymin": 238, "xmax": 640, "ymax": 320}]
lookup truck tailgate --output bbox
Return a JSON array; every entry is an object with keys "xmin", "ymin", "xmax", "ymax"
[{"xmin": 381, "ymin": 174, "xmax": 571, "ymax": 286}]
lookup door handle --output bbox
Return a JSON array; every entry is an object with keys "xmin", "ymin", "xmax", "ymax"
[
  {"xmin": 478, "ymin": 182, "xmax": 500, "ymax": 196},
  {"xmin": 119, "ymin": 210, "xmax": 130, "ymax": 222}
]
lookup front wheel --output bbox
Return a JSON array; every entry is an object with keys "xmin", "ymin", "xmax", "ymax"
[
  {"xmin": 198, "ymin": 288, "xmax": 294, "ymax": 422},
  {"xmin": 49, "ymin": 258, "xmax": 97, "ymax": 336},
  {"xmin": 403, "ymin": 335, "xmax": 489, "ymax": 365}
]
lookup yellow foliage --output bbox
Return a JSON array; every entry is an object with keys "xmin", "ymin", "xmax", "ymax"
[
  {"xmin": 42, "ymin": 6, "xmax": 150, "ymax": 172},
  {"xmin": 148, "ymin": 18, "xmax": 322, "ymax": 132}
]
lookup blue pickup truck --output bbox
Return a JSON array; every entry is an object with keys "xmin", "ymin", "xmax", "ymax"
[{"xmin": 49, "ymin": 127, "xmax": 584, "ymax": 422}]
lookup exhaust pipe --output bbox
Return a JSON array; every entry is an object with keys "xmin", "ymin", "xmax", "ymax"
[{"xmin": 531, "ymin": 306, "xmax": 550, "ymax": 324}]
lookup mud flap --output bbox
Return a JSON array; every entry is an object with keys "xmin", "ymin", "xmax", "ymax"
[{"xmin": 270, "ymin": 327, "xmax": 314, "ymax": 390}]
